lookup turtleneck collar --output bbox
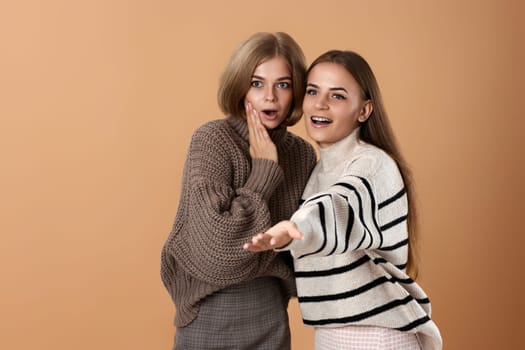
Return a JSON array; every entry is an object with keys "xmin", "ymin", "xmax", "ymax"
[
  {"xmin": 226, "ymin": 116, "xmax": 288, "ymax": 146},
  {"xmin": 318, "ymin": 127, "xmax": 361, "ymax": 171}
]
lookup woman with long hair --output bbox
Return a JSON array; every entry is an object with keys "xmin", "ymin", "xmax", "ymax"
[{"xmin": 245, "ymin": 50, "xmax": 442, "ymax": 350}]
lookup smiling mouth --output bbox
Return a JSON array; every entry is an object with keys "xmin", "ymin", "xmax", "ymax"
[{"xmin": 311, "ymin": 116, "xmax": 332, "ymax": 124}]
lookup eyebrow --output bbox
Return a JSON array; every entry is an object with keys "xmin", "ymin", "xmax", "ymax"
[
  {"xmin": 307, "ymin": 83, "xmax": 348, "ymax": 93},
  {"xmin": 252, "ymin": 75, "xmax": 292, "ymax": 81}
]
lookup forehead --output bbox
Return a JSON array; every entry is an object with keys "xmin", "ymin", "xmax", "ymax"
[
  {"xmin": 308, "ymin": 62, "xmax": 359, "ymax": 89},
  {"xmin": 253, "ymin": 56, "xmax": 291, "ymax": 78}
]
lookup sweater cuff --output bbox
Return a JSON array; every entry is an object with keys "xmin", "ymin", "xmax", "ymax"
[{"xmin": 243, "ymin": 158, "xmax": 284, "ymax": 200}]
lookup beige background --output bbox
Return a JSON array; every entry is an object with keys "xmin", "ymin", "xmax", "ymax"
[{"xmin": 1, "ymin": 0, "xmax": 523, "ymax": 349}]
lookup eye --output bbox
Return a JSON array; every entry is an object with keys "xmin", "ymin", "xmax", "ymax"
[
  {"xmin": 277, "ymin": 81, "xmax": 291, "ymax": 89},
  {"xmin": 332, "ymin": 93, "xmax": 346, "ymax": 100},
  {"xmin": 306, "ymin": 89, "xmax": 317, "ymax": 96},
  {"xmin": 251, "ymin": 80, "xmax": 263, "ymax": 88}
]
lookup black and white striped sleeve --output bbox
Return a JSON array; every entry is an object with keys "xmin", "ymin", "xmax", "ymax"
[{"xmin": 285, "ymin": 156, "xmax": 407, "ymax": 259}]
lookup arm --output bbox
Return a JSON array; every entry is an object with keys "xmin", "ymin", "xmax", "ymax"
[
  {"xmin": 171, "ymin": 122, "xmax": 285, "ymax": 286},
  {"xmin": 245, "ymin": 155, "xmax": 407, "ymax": 259}
]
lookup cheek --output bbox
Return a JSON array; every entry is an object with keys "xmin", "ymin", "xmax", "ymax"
[
  {"xmin": 335, "ymin": 104, "xmax": 358, "ymax": 119},
  {"xmin": 302, "ymin": 98, "xmax": 314, "ymax": 111},
  {"xmin": 246, "ymin": 88, "xmax": 265, "ymax": 101},
  {"xmin": 278, "ymin": 89, "xmax": 290, "ymax": 98},
  {"xmin": 245, "ymin": 89, "xmax": 256, "ymax": 100},
  {"xmin": 285, "ymin": 95, "xmax": 293, "ymax": 108},
  {"xmin": 282, "ymin": 91, "xmax": 294, "ymax": 107}
]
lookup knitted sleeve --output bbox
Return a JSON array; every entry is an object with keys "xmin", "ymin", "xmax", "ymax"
[
  {"xmin": 171, "ymin": 123, "xmax": 287, "ymax": 286},
  {"xmin": 283, "ymin": 153, "xmax": 408, "ymax": 259}
]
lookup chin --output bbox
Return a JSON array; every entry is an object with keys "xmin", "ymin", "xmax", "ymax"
[{"xmin": 263, "ymin": 120, "xmax": 283, "ymax": 129}]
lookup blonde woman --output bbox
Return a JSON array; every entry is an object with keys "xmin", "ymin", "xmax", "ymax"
[{"xmin": 160, "ymin": 32, "xmax": 316, "ymax": 349}]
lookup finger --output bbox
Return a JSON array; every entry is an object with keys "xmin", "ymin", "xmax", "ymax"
[
  {"xmin": 247, "ymin": 104, "xmax": 265, "ymax": 144},
  {"xmin": 246, "ymin": 102, "xmax": 256, "ymax": 136},
  {"xmin": 253, "ymin": 234, "xmax": 271, "ymax": 249},
  {"xmin": 251, "ymin": 108, "xmax": 266, "ymax": 141},
  {"xmin": 243, "ymin": 243, "xmax": 262, "ymax": 252},
  {"xmin": 269, "ymin": 235, "xmax": 292, "ymax": 249},
  {"xmin": 244, "ymin": 239, "xmax": 269, "ymax": 252},
  {"xmin": 288, "ymin": 224, "xmax": 304, "ymax": 239},
  {"xmin": 253, "ymin": 111, "xmax": 269, "ymax": 139},
  {"xmin": 269, "ymin": 237, "xmax": 280, "ymax": 246},
  {"xmin": 243, "ymin": 102, "xmax": 264, "ymax": 137}
]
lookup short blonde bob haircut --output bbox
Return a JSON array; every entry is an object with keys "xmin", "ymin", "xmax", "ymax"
[{"xmin": 218, "ymin": 32, "xmax": 307, "ymax": 127}]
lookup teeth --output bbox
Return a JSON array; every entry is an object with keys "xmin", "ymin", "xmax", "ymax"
[{"xmin": 312, "ymin": 116, "xmax": 331, "ymax": 123}]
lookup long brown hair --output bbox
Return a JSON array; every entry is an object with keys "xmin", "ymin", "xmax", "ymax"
[
  {"xmin": 217, "ymin": 32, "xmax": 307, "ymax": 126},
  {"xmin": 308, "ymin": 50, "xmax": 419, "ymax": 279}
]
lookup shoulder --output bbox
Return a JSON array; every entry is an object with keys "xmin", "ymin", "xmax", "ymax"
[
  {"xmin": 189, "ymin": 118, "xmax": 237, "ymax": 148},
  {"xmin": 192, "ymin": 119, "xmax": 231, "ymax": 139},
  {"xmin": 284, "ymin": 131, "xmax": 311, "ymax": 146},
  {"xmin": 346, "ymin": 142, "xmax": 398, "ymax": 177},
  {"xmin": 185, "ymin": 119, "xmax": 241, "ymax": 162},
  {"xmin": 283, "ymin": 132, "xmax": 316, "ymax": 156},
  {"xmin": 283, "ymin": 132, "xmax": 318, "ymax": 170}
]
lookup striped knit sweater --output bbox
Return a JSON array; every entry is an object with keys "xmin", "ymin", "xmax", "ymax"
[
  {"xmin": 160, "ymin": 116, "xmax": 317, "ymax": 327},
  {"xmin": 278, "ymin": 128, "xmax": 442, "ymax": 350}
]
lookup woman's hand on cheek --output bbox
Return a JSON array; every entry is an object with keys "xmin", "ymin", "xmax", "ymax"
[{"xmin": 245, "ymin": 102, "xmax": 278, "ymax": 162}]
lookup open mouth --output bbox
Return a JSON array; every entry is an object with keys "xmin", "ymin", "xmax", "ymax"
[
  {"xmin": 311, "ymin": 116, "xmax": 332, "ymax": 125},
  {"xmin": 262, "ymin": 109, "xmax": 278, "ymax": 117}
]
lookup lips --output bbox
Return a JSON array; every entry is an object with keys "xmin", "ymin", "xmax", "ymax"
[
  {"xmin": 261, "ymin": 109, "xmax": 279, "ymax": 120},
  {"xmin": 262, "ymin": 109, "xmax": 278, "ymax": 116},
  {"xmin": 311, "ymin": 116, "xmax": 332, "ymax": 124}
]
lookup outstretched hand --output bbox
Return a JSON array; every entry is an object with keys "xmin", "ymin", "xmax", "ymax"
[{"xmin": 243, "ymin": 220, "xmax": 303, "ymax": 252}]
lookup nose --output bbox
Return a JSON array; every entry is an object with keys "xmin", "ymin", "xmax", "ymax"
[
  {"xmin": 314, "ymin": 95, "xmax": 328, "ymax": 110},
  {"xmin": 264, "ymin": 86, "xmax": 276, "ymax": 102}
]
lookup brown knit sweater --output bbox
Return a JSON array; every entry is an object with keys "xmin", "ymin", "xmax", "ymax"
[{"xmin": 160, "ymin": 116, "xmax": 317, "ymax": 327}]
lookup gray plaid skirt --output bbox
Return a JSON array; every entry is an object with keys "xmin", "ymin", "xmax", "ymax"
[{"xmin": 173, "ymin": 277, "xmax": 291, "ymax": 350}]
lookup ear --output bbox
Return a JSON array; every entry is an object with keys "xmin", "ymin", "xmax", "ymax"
[{"xmin": 358, "ymin": 100, "xmax": 373, "ymax": 122}]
